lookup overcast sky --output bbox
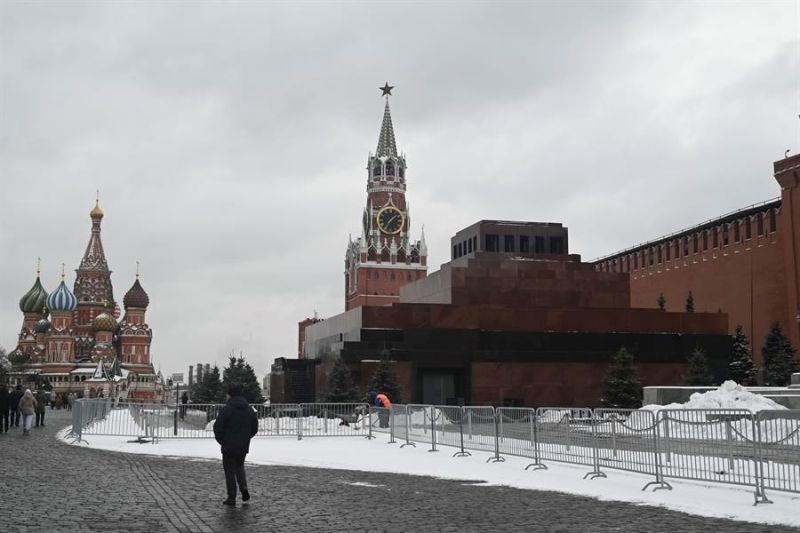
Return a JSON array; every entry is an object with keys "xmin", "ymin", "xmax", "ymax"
[{"xmin": 1, "ymin": 1, "xmax": 798, "ymax": 380}]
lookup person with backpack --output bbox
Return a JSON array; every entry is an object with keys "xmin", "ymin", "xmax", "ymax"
[{"xmin": 213, "ymin": 384, "xmax": 258, "ymax": 507}]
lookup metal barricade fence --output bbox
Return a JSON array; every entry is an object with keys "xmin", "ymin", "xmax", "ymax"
[
  {"xmin": 430, "ymin": 406, "xmax": 471, "ymax": 457},
  {"xmin": 535, "ymin": 407, "xmax": 603, "ymax": 478},
  {"xmin": 406, "ymin": 404, "xmax": 434, "ymax": 450},
  {"xmin": 755, "ymin": 410, "xmax": 800, "ymax": 499},
  {"xmin": 173, "ymin": 404, "xmax": 224, "ymax": 438},
  {"xmin": 495, "ymin": 407, "xmax": 537, "ymax": 460},
  {"xmin": 255, "ymin": 404, "xmax": 302, "ymax": 438},
  {"xmin": 461, "ymin": 406, "xmax": 498, "ymax": 457},
  {"xmin": 657, "ymin": 409, "xmax": 759, "ymax": 494},
  {"xmin": 593, "ymin": 408, "xmax": 669, "ymax": 490},
  {"xmin": 369, "ymin": 406, "xmax": 393, "ymax": 438},
  {"xmin": 390, "ymin": 405, "xmax": 416, "ymax": 448},
  {"xmin": 299, "ymin": 403, "xmax": 369, "ymax": 438}
]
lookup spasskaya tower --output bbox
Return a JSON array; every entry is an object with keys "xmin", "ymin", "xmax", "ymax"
[{"xmin": 344, "ymin": 84, "xmax": 428, "ymax": 310}]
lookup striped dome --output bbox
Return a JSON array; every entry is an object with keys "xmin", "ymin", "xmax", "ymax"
[
  {"xmin": 92, "ymin": 312, "xmax": 118, "ymax": 332},
  {"xmin": 123, "ymin": 278, "xmax": 149, "ymax": 309},
  {"xmin": 19, "ymin": 277, "xmax": 48, "ymax": 314},
  {"xmin": 47, "ymin": 280, "xmax": 78, "ymax": 312},
  {"xmin": 34, "ymin": 316, "xmax": 50, "ymax": 334}
]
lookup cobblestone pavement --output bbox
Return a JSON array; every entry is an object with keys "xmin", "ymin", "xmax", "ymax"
[{"xmin": 0, "ymin": 409, "xmax": 797, "ymax": 533}]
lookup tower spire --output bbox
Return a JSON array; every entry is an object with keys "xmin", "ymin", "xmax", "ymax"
[{"xmin": 376, "ymin": 84, "xmax": 397, "ymax": 157}]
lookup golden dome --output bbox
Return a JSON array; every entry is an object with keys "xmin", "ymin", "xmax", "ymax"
[{"xmin": 90, "ymin": 200, "xmax": 104, "ymax": 219}]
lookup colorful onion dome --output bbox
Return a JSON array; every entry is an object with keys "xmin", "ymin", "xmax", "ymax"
[
  {"xmin": 92, "ymin": 312, "xmax": 118, "ymax": 332},
  {"xmin": 34, "ymin": 316, "xmax": 50, "ymax": 334},
  {"xmin": 90, "ymin": 199, "xmax": 104, "ymax": 219},
  {"xmin": 47, "ymin": 280, "xmax": 78, "ymax": 312},
  {"xmin": 19, "ymin": 277, "xmax": 49, "ymax": 314},
  {"xmin": 123, "ymin": 278, "xmax": 149, "ymax": 309}
]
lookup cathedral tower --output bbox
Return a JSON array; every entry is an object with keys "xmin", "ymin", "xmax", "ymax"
[
  {"xmin": 344, "ymin": 84, "xmax": 428, "ymax": 310},
  {"xmin": 73, "ymin": 199, "xmax": 116, "ymax": 356}
]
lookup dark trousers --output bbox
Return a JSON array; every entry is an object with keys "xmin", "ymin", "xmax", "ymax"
[
  {"xmin": 0, "ymin": 410, "xmax": 8, "ymax": 433},
  {"xmin": 222, "ymin": 453, "xmax": 248, "ymax": 499},
  {"xmin": 35, "ymin": 411, "xmax": 45, "ymax": 426},
  {"xmin": 12, "ymin": 409, "xmax": 20, "ymax": 427}
]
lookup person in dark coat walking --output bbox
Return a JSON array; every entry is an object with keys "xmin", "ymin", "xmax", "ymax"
[
  {"xmin": 213, "ymin": 384, "xmax": 258, "ymax": 506},
  {"xmin": 9, "ymin": 385, "xmax": 23, "ymax": 428},
  {"xmin": 0, "ymin": 386, "xmax": 9, "ymax": 434},
  {"xmin": 34, "ymin": 390, "xmax": 48, "ymax": 427}
]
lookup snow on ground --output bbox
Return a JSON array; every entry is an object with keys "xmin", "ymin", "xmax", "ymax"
[
  {"xmin": 642, "ymin": 381, "xmax": 787, "ymax": 412},
  {"xmin": 58, "ymin": 428, "xmax": 800, "ymax": 528}
]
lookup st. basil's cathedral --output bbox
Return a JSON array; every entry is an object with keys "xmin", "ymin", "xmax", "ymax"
[{"xmin": 8, "ymin": 200, "xmax": 163, "ymax": 401}]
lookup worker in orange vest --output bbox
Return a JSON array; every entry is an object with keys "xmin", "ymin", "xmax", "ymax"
[{"xmin": 375, "ymin": 391, "xmax": 392, "ymax": 428}]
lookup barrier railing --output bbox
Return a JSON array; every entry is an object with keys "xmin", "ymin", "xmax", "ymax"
[
  {"xmin": 72, "ymin": 399, "xmax": 800, "ymax": 502},
  {"xmin": 755, "ymin": 410, "xmax": 800, "ymax": 501}
]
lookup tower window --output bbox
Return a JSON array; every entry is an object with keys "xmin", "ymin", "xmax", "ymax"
[
  {"xmin": 398, "ymin": 166, "xmax": 404, "ymax": 178},
  {"xmin": 385, "ymin": 161, "xmax": 395, "ymax": 176},
  {"xmin": 549, "ymin": 236, "xmax": 564, "ymax": 254},
  {"xmin": 683, "ymin": 236, "xmax": 689, "ymax": 256},
  {"xmin": 692, "ymin": 234, "xmax": 698, "ymax": 254},
  {"xmin": 519, "ymin": 236, "xmax": 529, "ymax": 253},
  {"xmin": 745, "ymin": 218, "xmax": 751, "ymax": 239},
  {"xmin": 757, "ymin": 214, "xmax": 764, "ymax": 235},
  {"xmin": 723, "ymin": 225, "xmax": 729, "ymax": 246},
  {"xmin": 485, "ymin": 234, "xmax": 499, "ymax": 252},
  {"xmin": 504, "ymin": 235, "xmax": 515, "ymax": 252},
  {"xmin": 665, "ymin": 243, "xmax": 671, "ymax": 261},
  {"xmin": 702, "ymin": 231, "xmax": 708, "ymax": 250},
  {"xmin": 372, "ymin": 164, "xmax": 381, "ymax": 177},
  {"xmin": 453, "ymin": 245, "xmax": 458, "ymax": 259},
  {"xmin": 734, "ymin": 222, "xmax": 740, "ymax": 242},
  {"xmin": 769, "ymin": 210, "xmax": 777, "ymax": 232},
  {"xmin": 468, "ymin": 238, "xmax": 473, "ymax": 253},
  {"xmin": 534, "ymin": 236, "xmax": 545, "ymax": 254}
]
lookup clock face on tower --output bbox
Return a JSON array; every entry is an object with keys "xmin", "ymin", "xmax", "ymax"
[{"xmin": 377, "ymin": 206, "xmax": 404, "ymax": 235}]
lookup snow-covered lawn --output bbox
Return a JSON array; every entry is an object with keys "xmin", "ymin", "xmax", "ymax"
[{"xmin": 59, "ymin": 428, "xmax": 800, "ymax": 528}]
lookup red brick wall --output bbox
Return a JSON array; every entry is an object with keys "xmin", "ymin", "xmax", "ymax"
[{"xmin": 625, "ymin": 233, "xmax": 786, "ymax": 366}]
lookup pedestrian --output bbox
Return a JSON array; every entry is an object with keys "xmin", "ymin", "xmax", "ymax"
[
  {"xmin": 18, "ymin": 389, "xmax": 37, "ymax": 436},
  {"xmin": 375, "ymin": 390, "xmax": 392, "ymax": 428},
  {"xmin": 35, "ymin": 389, "xmax": 48, "ymax": 427},
  {"xmin": 213, "ymin": 383, "xmax": 258, "ymax": 507},
  {"xmin": 67, "ymin": 393, "xmax": 75, "ymax": 411},
  {"xmin": 0, "ymin": 386, "xmax": 9, "ymax": 435},
  {"xmin": 181, "ymin": 391, "xmax": 188, "ymax": 420},
  {"xmin": 9, "ymin": 385, "xmax": 23, "ymax": 427}
]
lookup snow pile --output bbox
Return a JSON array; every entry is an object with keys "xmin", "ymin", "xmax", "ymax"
[{"xmin": 642, "ymin": 381, "xmax": 787, "ymax": 413}]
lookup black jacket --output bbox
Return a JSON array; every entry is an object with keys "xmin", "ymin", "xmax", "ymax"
[
  {"xmin": 0, "ymin": 389, "xmax": 9, "ymax": 411},
  {"xmin": 8, "ymin": 389, "xmax": 23, "ymax": 411},
  {"xmin": 213, "ymin": 396, "xmax": 258, "ymax": 456}
]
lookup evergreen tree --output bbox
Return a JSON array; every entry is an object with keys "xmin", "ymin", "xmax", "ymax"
[
  {"xmin": 762, "ymin": 322, "xmax": 798, "ymax": 386},
  {"xmin": 685, "ymin": 291, "xmax": 694, "ymax": 313},
  {"xmin": 657, "ymin": 293, "xmax": 666, "ymax": 311},
  {"xmin": 600, "ymin": 346, "xmax": 642, "ymax": 408},
  {"xmin": 191, "ymin": 365, "xmax": 225, "ymax": 403},
  {"xmin": 728, "ymin": 325, "xmax": 756, "ymax": 385},
  {"xmin": 369, "ymin": 357, "xmax": 403, "ymax": 403},
  {"xmin": 222, "ymin": 355, "xmax": 264, "ymax": 403},
  {"xmin": 324, "ymin": 358, "xmax": 360, "ymax": 402},
  {"xmin": 684, "ymin": 346, "xmax": 714, "ymax": 386}
]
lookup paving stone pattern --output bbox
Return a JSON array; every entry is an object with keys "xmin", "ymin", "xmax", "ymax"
[{"xmin": 0, "ymin": 409, "xmax": 797, "ymax": 532}]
